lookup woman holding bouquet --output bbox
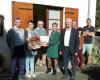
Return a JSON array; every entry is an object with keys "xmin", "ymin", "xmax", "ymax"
[
  {"xmin": 25, "ymin": 20, "xmax": 37, "ymax": 78},
  {"xmin": 46, "ymin": 22, "xmax": 60, "ymax": 75}
]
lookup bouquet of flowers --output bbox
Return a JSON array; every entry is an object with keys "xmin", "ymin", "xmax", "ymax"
[{"xmin": 28, "ymin": 35, "xmax": 41, "ymax": 49}]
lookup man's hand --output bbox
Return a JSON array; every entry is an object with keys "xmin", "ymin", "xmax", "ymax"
[
  {"xmin": 28, "ymin": 43, "xmax": 35, "ymax": 49},
  {"xmin": 75, "ymin": 53, "xmax": 78, "ymax": 56},
  {"xmin": 83, "ymin": 32, "xmax": 87, "ymax": 36}
]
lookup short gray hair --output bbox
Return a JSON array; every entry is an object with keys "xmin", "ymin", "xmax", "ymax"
[{"xmin": 65, "ymin": 18, "xmax": 73, "ymax": 23}]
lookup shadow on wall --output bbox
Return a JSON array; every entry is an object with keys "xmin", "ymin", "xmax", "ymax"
[{"xmin": 0, "ymin": 15, "xmax": 11, "ymax": 71}]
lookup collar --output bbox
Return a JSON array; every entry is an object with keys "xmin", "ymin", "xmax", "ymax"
[
  {"xmin": 86, "ymin": 25, "xmax": 92, "ymax": 28},
  {"xmin": 13, "ymin": 26, "xmax": 22, "ymax": 31},
  {"xmin": 66, "ymin": 27, "xmax": 72, "ymax": 31},
  {"xmin": 37, "ymin": 27, "xmax": 45, "ymax": 30}
]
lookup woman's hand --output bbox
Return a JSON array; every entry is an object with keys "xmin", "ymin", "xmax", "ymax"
[
  {"xmin": 59, "ymin": 51, "xmax": 63, "ymax": 55},
  {"xmin": 28, "ymin": 43, "xmax": 35, "ymax": 49}
]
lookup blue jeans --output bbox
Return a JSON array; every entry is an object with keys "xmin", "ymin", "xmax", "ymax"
[
  {"xmin": 26, "ymin": 50, "xmax": 35, "ymax": 74},
  {"xmin": 12, "ymin": 57, "xmax": 25, "ymax": 76},
  {"xmin": 11, "ymin": 45, "xmax": 25, "ymax": 77}
]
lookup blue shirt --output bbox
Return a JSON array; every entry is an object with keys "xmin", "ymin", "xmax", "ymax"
[
  {"xmin": 26, "ymin": 28, "xmax": 36, "ymax": 41},
  {"xmin": 26, "ymin": 28, "xmax": 36, "ymax": 50}
]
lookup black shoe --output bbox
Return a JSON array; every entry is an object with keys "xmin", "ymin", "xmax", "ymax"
[
  {"xmin": 62, "ymin": 75, "xmax": 67, "ymax": 79},
  {"xmin": 52, "ymin": 69, "xmax": 56, "ymax": 75},
  {"xmin": 11, "ymin": 74, "xmax": 16, "ymax": 80},
  {"xmin": 70, "ymin": 76, "xmax": 75, "ymax": 80},
  {"xmin": 60, "ymin": 68, "xmax": 65, "ymax": 75},
  {"xmin": 46, "ymin": 68, "xmax": 51, "ymax": 74},
  {"xmin": 11, "ymin": 76, "xmax": 15, "ymax": 80}
]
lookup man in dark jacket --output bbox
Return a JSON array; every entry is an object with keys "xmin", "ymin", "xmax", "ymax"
[{"xmin": 60, "ymin": 18, "xmax": 79, "ymax": 80}]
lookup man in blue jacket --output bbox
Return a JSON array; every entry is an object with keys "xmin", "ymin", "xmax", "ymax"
[{"xmin": 7, "ymin": 18, "xmax": 26, "ymax": 80}]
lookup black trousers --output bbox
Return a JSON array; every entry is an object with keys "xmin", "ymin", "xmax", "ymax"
[{"xmin": 62, "ymin": 47, "xmax": 77, "ymax": 80}]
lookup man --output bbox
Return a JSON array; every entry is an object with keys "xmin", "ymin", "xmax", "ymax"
[
  {"xmin": 34, "ymin": 20, "xmax": 47, "ymax": 67},
  {"xmin": 72, "ymin": 20, "xmax": 77, "ymax": 29},
  {"xmin": 7, "ymin": 18, "xmax": 26, "ymax": 80},
  {"xmin": 83, "ymin": 18, "xmax": 95, "ymax": 66},
  {"xmin": 60, "ymin": 18, "xmax": 79, "ymax": 80}
]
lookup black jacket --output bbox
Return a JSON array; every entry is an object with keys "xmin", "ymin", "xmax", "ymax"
[{"xmin": 60, "ymin": 28, "xmax": 79, "ymax": 55}]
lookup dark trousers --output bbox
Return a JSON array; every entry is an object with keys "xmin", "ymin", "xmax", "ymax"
[
  {"xmin": 58, "ymin": 55, "xmax": 72, "ymax": 76},
  {"xmin": 11, "ymin": 45, "xmax": 25, "ymax": 77},
  {"xmin": 77, "ymin": 49, "xmax": 83, "ymax": 68},
  {"xmin": 62, "ymin": 47, "xmax": 77, "ymax": 80}
]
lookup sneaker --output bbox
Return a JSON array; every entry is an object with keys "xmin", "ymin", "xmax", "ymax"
[
  {"xmin": 31, "ymin": 74, "xmax": 37, "ymax": 78},
  {"xmin": 25, "ymin": 73, "xmax": 31, "ymax": 78}
]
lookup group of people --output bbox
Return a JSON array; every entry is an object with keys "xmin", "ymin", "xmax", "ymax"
[{"xmin": 7, "ymin": 17, "xmax": 95, "ymax": 80}]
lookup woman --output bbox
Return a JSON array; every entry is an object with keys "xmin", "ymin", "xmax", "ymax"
[
  {"xmin": 77, "ymin": 27, "xmax": 84, "ymax": 69},
  {"xmin": 72, "ymin": 21, "xmax": 84, "ymax": 69},
  {"xmin": 25, "ymin": 20, "xmax": 36, "ymax": 78},
  {"xmin": 46, "ymin": 22, "xmax": 60, "ymax": 75}
]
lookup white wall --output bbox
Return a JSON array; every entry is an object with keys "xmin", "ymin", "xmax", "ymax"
[
  {"xmin": 0, "ymin": 0, "xmax": 96, "ymax": 68},
  {"xmin": 89, "ymin": 0, "xmax": 97, "ymax": 27}
]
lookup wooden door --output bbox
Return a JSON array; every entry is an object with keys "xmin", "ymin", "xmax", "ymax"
[
  {"xmin": 65, "ymin": 8, "xmax": 78, "ymax": 27},
  {"xmin": 12, "ymin": 1, "xmax": 33, "ymax": 29},
  {"xmin": 46, "ymin": 7, "xmax": 63, "ymax": 35}
]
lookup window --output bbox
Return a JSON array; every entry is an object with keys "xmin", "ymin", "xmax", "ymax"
[{"xmin": 46, "ymin": 8, "xmax": 63, "ymax": 36}]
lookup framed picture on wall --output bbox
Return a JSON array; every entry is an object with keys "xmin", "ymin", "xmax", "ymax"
[{"xmin": 0, "ymin": 15, "xmax": 4, "ymax": 37}]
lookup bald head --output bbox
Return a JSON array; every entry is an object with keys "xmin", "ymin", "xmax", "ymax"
[{"xmin": 65, "ymin": 18, "xmax": 73, "ymax": 28}]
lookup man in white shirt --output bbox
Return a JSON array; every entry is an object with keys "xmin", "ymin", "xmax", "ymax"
[{"xmin": 60, "ymin": 18, "xmax": 79, "ymax": 80}]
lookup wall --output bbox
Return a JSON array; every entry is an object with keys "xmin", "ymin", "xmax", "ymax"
[
  {"xmin": 0, "ymin": 0, "xmax": 12, "ymax": 68},
  {"xmin": 0, "ymin": 0, "xmax": 96, "ymax": 68}
]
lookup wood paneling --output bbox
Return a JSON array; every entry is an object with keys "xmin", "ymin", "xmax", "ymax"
[{"xmin": 12, "ymin": 1, "xmax": 33, "ymax": 29}]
